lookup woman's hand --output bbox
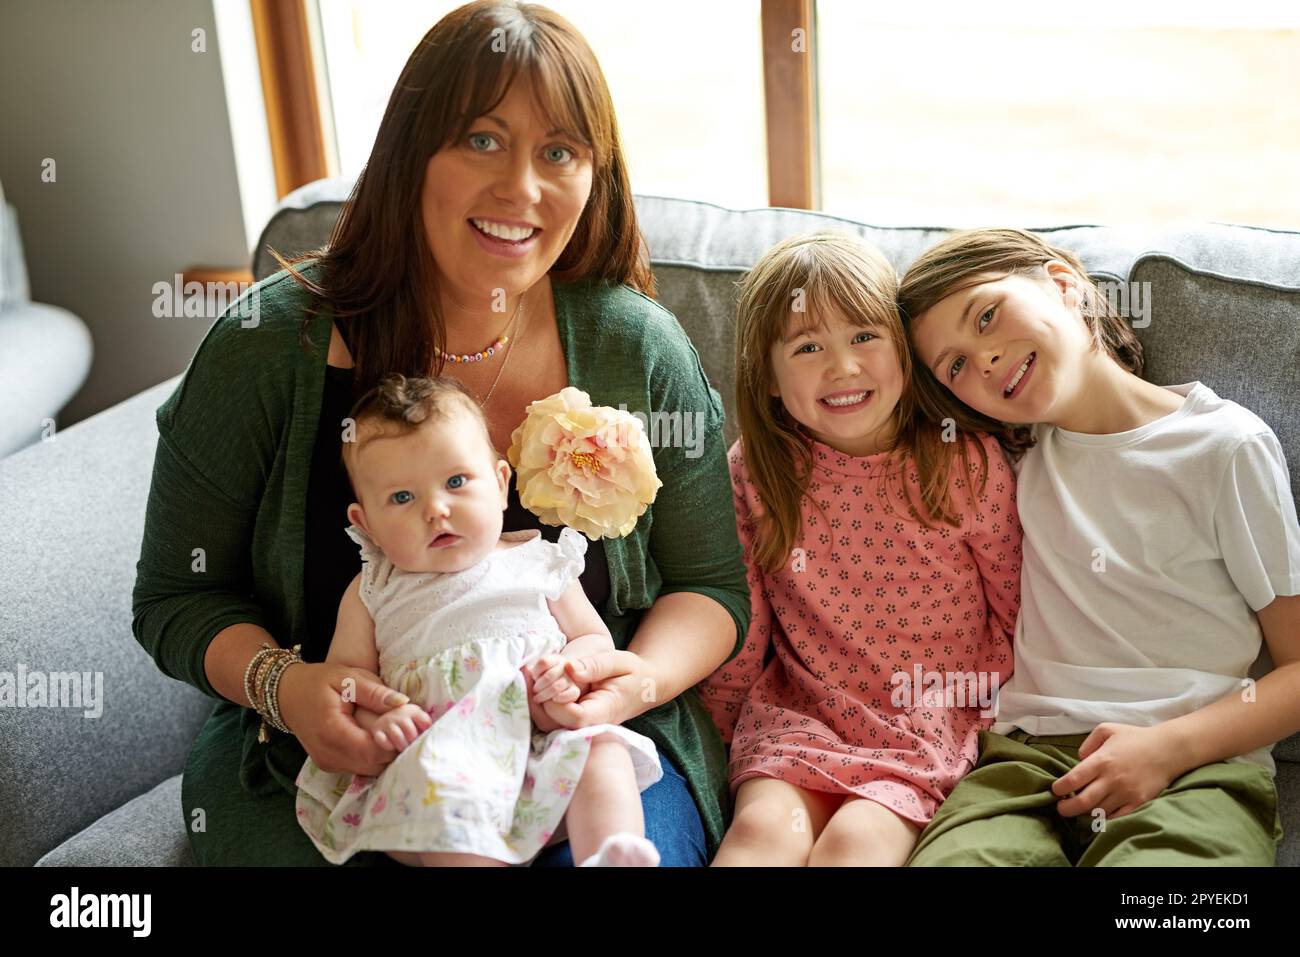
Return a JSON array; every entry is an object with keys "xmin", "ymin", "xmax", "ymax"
[
  {"xmin": 538, "ymin": 649, "xmax": 648, "ymax": 730},
  {"xmin": 276, "ymin": 661, "xmax": 412, "ymax": 777}
]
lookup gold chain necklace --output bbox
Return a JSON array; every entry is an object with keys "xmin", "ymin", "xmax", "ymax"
[{"xmin": 476, "ymin": 289, "xmax": 528, "ymax": 409}]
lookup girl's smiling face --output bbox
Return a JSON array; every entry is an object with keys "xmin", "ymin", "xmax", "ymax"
[
  {"xmin": 420, "ymin": 74, "xmax": 594, "ymax": 306},
  {"xmin": 769, "ymin": 305, "xmax": 904, "ymax": 457},
  {"xmin": 908, "ymin": 262, "xmax": 1093, "ymax": 426},
  {"xmin": 347, "ymin": 410, "xmax": 511, "ymax": 574}
]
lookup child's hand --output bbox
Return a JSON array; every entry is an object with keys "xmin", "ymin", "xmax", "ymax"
[
  {"xmin": 520, "ymin": 661, "xmax": 563, "ymax": 733},
  {"xmin": 370, "ymin": 702, "xmax": 433, "ymax": 752},
  {"xmin": 540, "ymin": 683, "xmax": 625, "ymax": 730},
  {"xmin": 530, "ymin": 653, "xmax": 589, "ymax": 705},
  {"xmin": 1051, "ymin": 723, "xmax": 1183, "ymax": 820}
]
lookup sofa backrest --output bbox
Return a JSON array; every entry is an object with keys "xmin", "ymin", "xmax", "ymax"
[{"xmin": 255, "ymin": 179, "xmax": 1300, "ymax": 512}]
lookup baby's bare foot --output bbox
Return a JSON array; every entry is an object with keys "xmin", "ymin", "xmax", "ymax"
[{"xmin": 577, "ymin": 832, "xmax": 660, "ymax": 867}]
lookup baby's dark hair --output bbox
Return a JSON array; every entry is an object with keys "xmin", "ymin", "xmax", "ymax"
[{"xmin": 341, "ymin": 374, "xmax": 501, "ymax": 495}]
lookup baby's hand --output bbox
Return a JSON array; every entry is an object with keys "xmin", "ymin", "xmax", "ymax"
[
  {"xmin": 371, "ymin": 702, "xmax": 432, "ymax": 752},
  {"xmin": 530, "ymin": 653, "xmax": 588, "ymax": 705}
]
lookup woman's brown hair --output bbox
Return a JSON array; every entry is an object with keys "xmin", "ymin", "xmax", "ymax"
[
  {"xmin": 734, "ymin": 232, "xmax": 998, "ymax": 575},
  {"xmin": 274, "ymin": 0, "xmax": 655, "ymax": 394},
  {"xmin": 897, "ymin": 227, "xmax": 1144, "ymax": 458}
]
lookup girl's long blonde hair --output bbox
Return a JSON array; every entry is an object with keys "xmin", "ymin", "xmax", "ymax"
[
  {"xmin": 897, "ymin": 228, "xmax": 1144, "ymax": 453},
  {"xmin": 735, "ymin": 232, "xmax": 994, "ymax": 575}
]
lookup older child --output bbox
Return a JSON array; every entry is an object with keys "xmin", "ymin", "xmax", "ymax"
[{"xmin": 901, "ymin": 228, "xmax": 1300, "ymax": 864}]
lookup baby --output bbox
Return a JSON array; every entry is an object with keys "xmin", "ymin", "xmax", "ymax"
[{"xmin": 294, "ymin": 373, "xmax": 663, "ymax": 867}]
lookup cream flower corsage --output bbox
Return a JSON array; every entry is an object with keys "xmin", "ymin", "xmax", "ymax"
[{"xmin": 506, "ymin": 387, "xmax": 662, "ymax": 540}]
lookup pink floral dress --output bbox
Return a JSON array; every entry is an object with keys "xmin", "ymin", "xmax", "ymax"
[{"xmin": 698, "ymin": 433, "xmax": 1021, "ymax": 826}]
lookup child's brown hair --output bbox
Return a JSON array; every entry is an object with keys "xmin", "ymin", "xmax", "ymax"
[
  {"xmin": 734, "ymin": 231, "xmax": 998, "ymax": 575},
  {"xmin": 897, "ymin": 227, "xmax": 1144, "ymax": 455},
  {"xmin": 341, "ymin": 374, "xmax": 500, "ymax": 497}
]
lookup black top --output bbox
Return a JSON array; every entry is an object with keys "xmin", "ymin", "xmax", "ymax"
[{"xmin": 302, "ymin": 364, "xmax": 611, "ymax": 663}]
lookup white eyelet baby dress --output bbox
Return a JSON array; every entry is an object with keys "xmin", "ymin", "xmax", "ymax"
[{"xmin": 293, "ymin": 524, "xmax": 663, "ymax": 865}]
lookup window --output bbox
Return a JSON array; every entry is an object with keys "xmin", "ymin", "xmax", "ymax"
[
  {"xmin": 257, "ymin": 0, "xmax": 1300, "ymax": 226},
  {"xmin": 816, "ymin": 0, "xmax": 1300, "ymax": 227},
  {"xmin": 316, "ymin": 0, "xmax": 768, "ymax": 209}
]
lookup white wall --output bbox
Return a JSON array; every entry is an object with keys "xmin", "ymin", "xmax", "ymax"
[{"xmin": 0, "ymin": 0, "xmax": 250, "ymax": 426}]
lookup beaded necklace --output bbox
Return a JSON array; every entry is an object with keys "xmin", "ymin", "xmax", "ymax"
[{"xmin": 438, "ymin": 290, "xmax": 524, "ymax": 365}]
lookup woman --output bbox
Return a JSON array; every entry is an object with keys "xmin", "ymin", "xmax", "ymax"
[{"xmin": 131, "ymin": 0, "xmax": 749, "ymax": 866}]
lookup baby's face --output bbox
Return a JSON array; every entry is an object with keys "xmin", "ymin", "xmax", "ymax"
[{"xmin": 346, "ymin": 412, "xmax": 511, "ymax": 574}]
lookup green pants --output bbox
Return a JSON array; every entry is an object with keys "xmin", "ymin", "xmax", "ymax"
[{"xmin": 907, "ymin": 730, "xmax": 1283, "ymax": 866}]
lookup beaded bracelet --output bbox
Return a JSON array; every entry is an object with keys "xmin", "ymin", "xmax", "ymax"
[
  {"xmin": 242, "ymin": 645, "xmax": 278, "ymax": 710},
  {"xmin": 242, "ymin": 643, "xmax": 303, "ymax": 743},
  {"xmin": 262, "ymin": 648, "xmax": 299, "ymax": 737},
  {"xmin": 256, "ymin": 648, "xmax": 300, "ymax": 742}
]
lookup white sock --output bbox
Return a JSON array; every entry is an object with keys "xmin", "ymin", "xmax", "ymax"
[{"xmin": 576, "ymin": 832, "xmax": 660, "ymax": 867}]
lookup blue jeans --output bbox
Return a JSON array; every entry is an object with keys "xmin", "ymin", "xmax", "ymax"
[{"xmin": 530, "ymin": 750, "xmax": 707, "ymax": 866}]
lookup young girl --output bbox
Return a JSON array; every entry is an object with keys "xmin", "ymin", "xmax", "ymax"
[
  {"xmin": 697, "ymin": 232, "xmax": 1023, "ymax": 866},
  {"xmin": 293, "ymin": 374, "xmax": 663, "ymax": 867},
  {"xmin": 900, "ymin": 227, "xmax": 1300, "ymax": 865}
]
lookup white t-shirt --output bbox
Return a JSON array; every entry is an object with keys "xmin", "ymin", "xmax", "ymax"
[{"xmin": 991, "ymin": 382, "xmax": 1300, "ymax": 774}]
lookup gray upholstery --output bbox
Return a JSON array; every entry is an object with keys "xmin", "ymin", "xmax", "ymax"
[
  {"xmin": 8, "ymin": 182, "xmax": 1298, "ymax": 866},
  {"xmin": 34, "ymin": 775, "xmax": 195, "ymax": 867},
  {"xmin": 0, "ymin": 375, "xmax": 209, "ymax": 867}
]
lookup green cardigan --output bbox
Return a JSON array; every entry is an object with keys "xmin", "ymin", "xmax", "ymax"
[{"xmin": 131, "ymin": 264, "xmax": 750, "ymax": 859}]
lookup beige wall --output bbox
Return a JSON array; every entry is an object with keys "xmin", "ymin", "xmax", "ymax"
[{"xmin": 0, "ymin": 0, "xmax": 249, "ymax": 426}]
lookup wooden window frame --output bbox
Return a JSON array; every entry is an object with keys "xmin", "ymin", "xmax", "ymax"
[
  {"xmin": 250, "ymin": 0, "xmax": 330, "ymax": 200},
  {"xmin": 248, "ymin": 0, "xmax": 821, "ymax": 211},
  {"xmin": 760, "ymin": 0, "xmax": 820, "ymax": 209}
]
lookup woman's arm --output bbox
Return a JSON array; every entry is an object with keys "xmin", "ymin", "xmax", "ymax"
[
  {"xmin": 620, "ymin": 340, "xmax": 751, "ymax": 720},
  {"xmin": 131, "ymin": 308, "xmax": 406, "ymax": 778},
  {"xmin": 131, "ymin": 316, "xmax": 284, "ymax": 701}
]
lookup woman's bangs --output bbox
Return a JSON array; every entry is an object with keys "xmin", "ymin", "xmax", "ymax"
[
  {"xmin": 526, "ymin": 48, "xmax": 597, "ymax": 151},
  {"xmin": 443, "ymin": 30, "xmax": 596, "ymax": 156}
]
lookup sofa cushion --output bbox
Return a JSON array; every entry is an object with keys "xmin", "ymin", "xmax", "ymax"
[
  {"xmin": 1275, "ymin": 760, "xmax": 1300, "ymax": 867},
  {"xmin": 34, "ymin": 774, "xmax": 194, "ymax": 867},
  {"xmin": 1127, "ymin": 255, "xmax": 1300, "ymax": 502},
  {"xmin": 0, "ymin": 375, "xmax": 213, "ymax": 867}
]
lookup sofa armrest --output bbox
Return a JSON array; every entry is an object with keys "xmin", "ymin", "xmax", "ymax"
[{"xmin": 0, "ymin": 376, "xmax": 212, "ymax": 866}]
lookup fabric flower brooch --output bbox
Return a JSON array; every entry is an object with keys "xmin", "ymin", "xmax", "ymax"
[{"xmin": 506, "ymin": 387, "xmax": 662, "ymax": 540}]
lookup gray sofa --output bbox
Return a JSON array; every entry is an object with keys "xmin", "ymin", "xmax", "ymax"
[{"xmin": 5, "ymin": 179, "xmax": 1298, "ymax": 866}]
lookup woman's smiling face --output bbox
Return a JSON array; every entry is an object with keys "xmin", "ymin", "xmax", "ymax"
[
  {"xmin": 420, "ymin": 74, "xmax": 594, "ymax": 302},
  {"xmin": 908, "ymin": 264, "xmax": 1093, "ymax": 425}
]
